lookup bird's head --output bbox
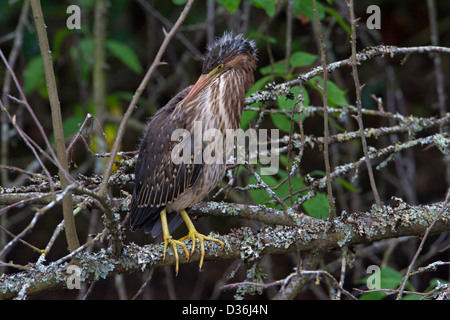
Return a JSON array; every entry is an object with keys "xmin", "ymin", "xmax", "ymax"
[{"xmin": 184, "ymin": 32, "xmax": 258, "ymax": 105}]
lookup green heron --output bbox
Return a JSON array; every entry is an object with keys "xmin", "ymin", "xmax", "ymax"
[{"xmin": 130, "ymin": 33, "xmax": 257, "ymax": 274}]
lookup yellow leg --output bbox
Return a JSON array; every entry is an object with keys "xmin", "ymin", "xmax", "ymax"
[
  {"xmin": 160, "ymin": 209, "xmax": 189, "ymax": 275},
  {"xmin": 178, "ymin": 209, "xmax": 224, "ymax": 270}
]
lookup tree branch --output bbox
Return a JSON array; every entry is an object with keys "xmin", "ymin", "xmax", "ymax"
[
  {"xmin": 1, "ymin": 199, "xmax": 449, "ymax": 299},
  {"xmin": 313, "ymin": 0, "xmax": 335, "ymax": 217},
  {"xmin": 347, "ymin": 0, "xmax": 381, "ymax": 206},
  {"xmin": 30, "ymin": 0, "xmax": 80, "ymax": 252},
  {"xmin": 245, "ymin": 45, "xmax": 450, "ymax": 106}
]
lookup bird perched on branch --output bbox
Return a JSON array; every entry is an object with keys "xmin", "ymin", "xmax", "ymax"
[{"xmin": 130, "ymin": 33, "xmax": 258, "ymax": 274}]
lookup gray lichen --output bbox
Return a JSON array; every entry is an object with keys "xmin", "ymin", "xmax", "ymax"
[
  {"xmin": 1, "ymin": 199, "xmax": 449, "ymax": 299},
  {"xmin": 77, "ymin": 249, "xmax": 116, "ymax": 282}
]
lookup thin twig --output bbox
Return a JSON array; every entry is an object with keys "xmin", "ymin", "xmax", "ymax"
[
  {"xmin": 132, "ymin": 268, "xmax": 155, "ymax": 300},
  {"xmin": 297, "ymin": 269, "xmax": 357, "ymax": 300},
  {"xmin": 336, "ymin": 247, "xmax": 348, "ymax": 300},
  {"xmin": 92, "ymin": 0, "xmax": 108, "ymax": 175},
  {"xmin": 347, "ymin": 0, "xmax": 381, "ymax": 206},
  {"xmin": 221, "ymin": 272, "xmax": 296, "ymax": 291},
  {"xmin": 244, "ymin": 164, "xmax": 289, "ymax": 210},
  {"xmin": 136, "ymin": 0, "xmax": 202, "ymax": 57},
  {"xmin": 427, "ymin": 0, "xmax": 447, "ymax": 129},
  {"xmin": 246, "ymin": 45, "xmax": 450, "ymax": 107},
  {"xmin": 396, "ymin": 188, "xmax": 450, "ymax": 299},
  {"xmin": 0, "ymin": 224, "xmax": 43, "ymax": 255},
  {"xmin": 313, "ymin": 0, "xmax": 335, "ymax": 218},
  {"xmin": 0, "ymin": 100, "xmax": 54, "ymax": 189},
  {"xmin": 1, "ymin": 0, "xmax": 30, "ymax": 185},
  {"xmin": 37, "ymin": 205, "xmax": 84, "ymax": 265},
  {"xmin": 285, "ymin": 0, "xmax": 293, "ymax": 75},
  {"xmin": 53, "ymin": 232, "xmax": 103, "ymax": 266},
  {"xmin": 99, "ymin": 0, "xmax": 195, "ymax": 196}
]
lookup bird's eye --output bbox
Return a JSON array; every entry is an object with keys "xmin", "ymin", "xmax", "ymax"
[{"xmin": 206, "ymin": 64, "xmax": 224, "ymax": 76}]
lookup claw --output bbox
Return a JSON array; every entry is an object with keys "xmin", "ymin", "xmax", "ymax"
[
  {"xmin": 179, "ymin": 210, "xmax": 225, "ymax": 270},
  {"xmin": 160, "ymin": 209, "xmax": 189, "ymax": 275},
  {"xmin": 162, "ymin": 236, "xmax": 189, "ymax": 275}
]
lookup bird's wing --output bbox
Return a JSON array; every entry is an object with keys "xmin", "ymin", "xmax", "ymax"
[{"xmin": 130, "ymin": 86, "xmax": 202, "ymax": 232}]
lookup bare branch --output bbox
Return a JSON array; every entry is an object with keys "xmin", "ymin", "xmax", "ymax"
[
  {"xmin": 347, "ymin": 0, "xmax": 381, "ymax": 206},
  {"xmin": 0, "ymin": 198, "xmax": 449, "ymax": 299},
  {"xmin": 396, "ymin": 188, "xmax": 450, "ymax": 299},
  {"xmin": 313, "ymin": 0, "xmax": 335, "ymax": 218},
  {"xmin": 246, "ymin": 45, "xmax": 450, "ymax": 106},
  {"xmin": 30, "ymin": 0, "xmax": 80, "ymax": 252}
]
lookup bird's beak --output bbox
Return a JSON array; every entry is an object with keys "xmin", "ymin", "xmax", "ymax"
[{"xmin": 184, "ymin": 74, "xmax": 213, "ymax": 106}]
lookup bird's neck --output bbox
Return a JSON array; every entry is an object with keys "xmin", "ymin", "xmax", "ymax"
[{"xmin": 209, "ymin": 68, "xmax": 254, "ymax": 131}]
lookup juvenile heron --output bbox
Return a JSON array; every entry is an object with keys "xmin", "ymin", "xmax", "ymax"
[{"xmin": 130, "ymin": 33, "xmax": 257, "ymax": 273}]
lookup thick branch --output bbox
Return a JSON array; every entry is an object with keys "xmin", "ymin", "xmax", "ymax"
[{"xmin": 1, "ymin": 200, "xmax": 449, "ymax": 299}]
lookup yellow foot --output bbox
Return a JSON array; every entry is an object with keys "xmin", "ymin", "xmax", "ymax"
[
  {"xmin": 179, "ymin": 231, "xmax": 225, "ymax": 270},
  {"xmin": 160, "ymin": 208, "xmax": 189, "ymax": 275},
  {"xmin": 162, "ymin": 236, "xmax": 189, "ymax": 275}
]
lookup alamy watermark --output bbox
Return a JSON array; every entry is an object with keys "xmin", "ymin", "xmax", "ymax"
[
  {"xmin": 66, "ymin": 265, "xmax": 81, "ymax": 289},
  {"xmin": 170, "ymin": 121, "xmax": 280, "ymax": 175},
  {"xmin": 366, "ymin": 265, "xmax": 381, "ymax": 290},
  {"xmin": 63, "ymin": 4, "xmax": 381, "ymax": 33},
  {"xmin": 366, "ymin": 5, "xmax": 381, "ymax": 30},
  {"xmin": 66, "ymin": 5, "xmax": 81, "ymax": 30}
]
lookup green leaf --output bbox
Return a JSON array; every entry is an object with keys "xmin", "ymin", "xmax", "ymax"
[
  {"xmin": 260, "ymin": 62, "xmax": 287, "ymax": 76},
  {"xmin": 402, "ymin": 294, "xmax": 422, "ymax": 300},
  {"xmin": 248, "ymin": 172, "xmax": 305, "ymax": 208},
  {"xmin": 216, "ymin": 0, "xmax": 241, "ymax": 14},
  {"xmin": 270, "ymin": 113, "xmax": 292, "ymax": 133},
  {"xmin": 250, "ymin": 0, "xmax": 276, "ymax": 17},
  {"xmin": 62, "ymin": 114, "xmax": 87, "ymax": 137},
  {"xmin": 172, "ymin": 0, "xmax": 188, "ymax": 4},
  {"xmin": 79, "ymin": 0, "xmax": 95, "ymax": 8},
  {"xmin": 324, "ymin": 7, "xmax": 351, "ymax": 35},
  {"xmin": 70, "ymin": 38, "xmax": 94, "ymax": 85},
  {"xmin": 272, "ymin": 172, "xmax": 305, "ymax": 207},
  {"xmin": 24, "ymin": 56, "xmax": 45, "ymax": 95},
  {"xmin": 241, "ymin": 109, "xmax": 258, "ymax": 129},
  {"xmin": 336, "ymin": 178, "xmax": 358, "ymax": 192},
  {"xmin": 278, "ymin": 86, "xmax": 310, "ymax": 110},
  {"xmin": 424, "ymin": 278, "xmax": 449, "ymax": 292},
  {"xmin": 248, "ymin": 174, "xmax": 278, "ymax": 205},
  {"xmin": 289, "ymin": 51, "xmax": 318, "ymax": 67},
  {"xmin": 49, "ymin": 112, "xmax": 86, "ymax": 145},
  {"xmin": 302, "ymin": 192, "xmax": 330, "ymax": 219},
  {"xmin": 277, "ymin": 95, "xmax": 295, "ymax": 111},
  {"xmin": 309, "ymin": 76, "xmax": 348, "ymax": 106},
  {"xmin": 248, "ymin": 75, "xmax": 273, "ymax": 95},
  {"xmin": 293, "ymin": 0, "xmax": 325, "ymax": 21},
  {"xmin": 359, "ymin": 291, "xmax": 386, "ymax": 300},
  {"xmin": 271, "ymin": 85, "xmax": 310, "ymax": 132},
  {"xmin": 359, "ymin": 267, "xmax": 416, "ymax": 300},
  {"xmin": 52, "ymin": 28, "xmax": 73, "ymax": 60},
  {"xmin": 106, "ymin": 39, "xmax": 143, "ymax": 74},
  {"xmin": 325, "ymin": 81, "xmax": 348, "ymax": 106}
]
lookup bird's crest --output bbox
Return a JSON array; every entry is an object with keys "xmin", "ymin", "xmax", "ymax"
[{"xmin": 202, "ymin": 32, "xmax": 258, "ymax": 74}]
